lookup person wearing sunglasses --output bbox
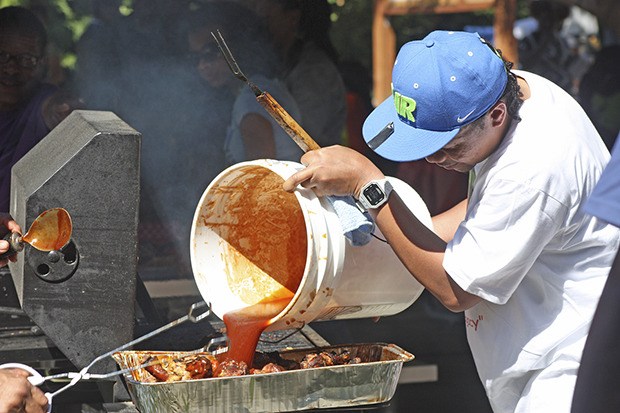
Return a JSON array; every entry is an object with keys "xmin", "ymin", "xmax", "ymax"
[
  {"xmin": 254, "ymin": 0, "xmax": 347, "ymax": 149},
  {"xmin": 185, "ymin": 1, "xmax": 303, "ymax": 166},
  {"xmin": 0, "ymin": 6, "xmax": 82, "ymax": 214},
  {"xmin": 283, "ymin": 30, "xmax": 620, "ymax": 413}
]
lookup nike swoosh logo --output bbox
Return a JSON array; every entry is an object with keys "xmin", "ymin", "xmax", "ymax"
[{"xmin": 457, "ymin": 109, "xmax": 476, "ymax": 123}]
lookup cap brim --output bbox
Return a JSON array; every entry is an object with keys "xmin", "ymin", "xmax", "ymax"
[{"xmin": 362, "ymin": 96, "xmax": 459, "ymax": 162}]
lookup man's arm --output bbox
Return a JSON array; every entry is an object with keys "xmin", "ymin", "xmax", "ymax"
[
  {"xmin": 370, "ymin": 192, "xmax": 480, "ymax": 312},
  {"xmin": 283, "ymin": 145, "xmax": 481, "ymax": 312},
  {"xmin": 240, "ymin": 113, "xmax": 276, "ymax": 160},
  {"xmin": 432, "ymin": 199, "xmax": 468, "ymax": 243}
]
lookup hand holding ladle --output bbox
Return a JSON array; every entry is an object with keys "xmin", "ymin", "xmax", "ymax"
[{"xmin": 0, "ymin": 208, "xmax": 73, "ymax": 262}]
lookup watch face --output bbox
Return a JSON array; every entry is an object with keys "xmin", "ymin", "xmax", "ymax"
[{"xmin": 363, "ymin": 183, "xmax": 385, "ymax": 206}]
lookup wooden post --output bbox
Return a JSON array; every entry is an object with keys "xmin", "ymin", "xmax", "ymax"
[
  {"xmin": 371, "ymin": 0, "xmax": 503, "ymax": 107},
  {"xmin": 372, "ymin": 0, "xmax": 397, "ymax": 106},
  {"xmin": 493, "ymin": 0, "xmax": 519, "ymax": 65}
]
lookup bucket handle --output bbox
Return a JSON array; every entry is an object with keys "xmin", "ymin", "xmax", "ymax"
[{"xmin": 259, "ymin": 322, "xmax": 306, "ymax": 344}]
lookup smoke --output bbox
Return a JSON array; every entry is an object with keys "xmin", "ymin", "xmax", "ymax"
[{"xmin": 73, "ymin": 2, "xmax": 249, "ymax": 279}]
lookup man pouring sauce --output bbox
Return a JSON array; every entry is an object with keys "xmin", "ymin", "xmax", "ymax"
[{"xmin": 283, "ymin": 31, "xmax": 620, "ymax": 413}]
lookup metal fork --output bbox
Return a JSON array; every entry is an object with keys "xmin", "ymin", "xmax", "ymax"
[{"xmin": 211, "ymin": 29, "xmax": 262, "ymax": 97}]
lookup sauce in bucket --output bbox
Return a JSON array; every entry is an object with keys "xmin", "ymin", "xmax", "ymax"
[{"xmin": 201, "ymin": 167, "xmax": 307, "ymax": 367}]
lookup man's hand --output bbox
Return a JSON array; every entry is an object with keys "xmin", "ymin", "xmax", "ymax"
[
  {"xmin": 282, "ymin": 145, "xmax": 384, "ymax": 198},
  {"xmin": 0, "ymin": 369, "xmax": 48, "ymax": 413},
  {"xmin": 41, "ymin": 90, "xmax": 85, "ymax": 130},
  {"xmin": 0, "ymin": 213, "xmax": 22, "ymax": 267}
]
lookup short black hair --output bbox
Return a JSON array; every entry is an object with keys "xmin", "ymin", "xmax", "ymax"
[
  {"xmin": 487, "ymin": 43, "xmax": 523, "ymax": 122},
  {"xmin": 0, "ymin": 6, "xmax": 48, "ymax": 53},
  {"xmin": 499, "ymin": 59, "xmax": 523, "ymax": 123}
]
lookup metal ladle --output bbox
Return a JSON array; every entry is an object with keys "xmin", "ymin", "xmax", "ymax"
[{"xmin": 0, "ymin": 208, "xmax": 72, "ymax": 260}]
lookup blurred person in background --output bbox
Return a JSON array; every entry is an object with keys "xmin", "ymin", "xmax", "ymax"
[
  {"xmin": 255, "ymin": 0, "xmax": 346, "ymax": 148},
  {"xmin": 578, "ymin": 45, "xmax": 620, "ymax": 151},
  {"xmin": 0, "ymin": 6, "xmax": 81, "ymax": 214},
  {"xmin": 186, "ymin": 1, "xmax": 302, "ymax": 165},
  {"xmin": 75, "ymin": 0, "xmax": 216, "ymax": 277},
  {"xmin": 519, "ymin": 0, "xmax": 576, "ymax": 94},
  {"xmin": 74, "ymin": 0, "xmax": 123, "ymax": 110}
]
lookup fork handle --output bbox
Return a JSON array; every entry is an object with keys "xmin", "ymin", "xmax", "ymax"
[{"xmin": 257, "ymin": 92, "xmax": 321, "ymax": 153}]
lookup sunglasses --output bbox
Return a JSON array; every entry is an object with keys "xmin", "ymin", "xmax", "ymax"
[
  {"xmin": 187, "ymin": 44, "xmax": 221, "ymax": 65},
  {"xmin": 0, "ymin": 50, "xmax": 41, "ymax": 69}
]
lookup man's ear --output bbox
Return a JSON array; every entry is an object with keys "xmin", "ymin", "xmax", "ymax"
[{"xmin": 489, "ymin": 101, "xmax": 507, "ymax": 128}]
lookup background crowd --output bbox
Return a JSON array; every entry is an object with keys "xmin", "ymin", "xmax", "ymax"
[{"xmin": 2, "ymin": 0, "xmax": 618, "ymax": 281}]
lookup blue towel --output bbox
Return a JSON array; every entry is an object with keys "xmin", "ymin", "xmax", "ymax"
[{"xmin": 326, "ymin": 196, "xmax": 375, "ymax": 246}]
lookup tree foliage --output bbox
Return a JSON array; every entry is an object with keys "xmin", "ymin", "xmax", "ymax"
[{"xmin": 1, "ymin": 0, "xmax": 533, "ymax": 74}]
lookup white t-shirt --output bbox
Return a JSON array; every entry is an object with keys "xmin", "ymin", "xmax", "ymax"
[
  {"xmin": 225, "ymin": 74, "xmax": 304, "ymax": 164},
  {"xmin": 443, "ymin": 71, "xmax": 620, "ymax": 413}
]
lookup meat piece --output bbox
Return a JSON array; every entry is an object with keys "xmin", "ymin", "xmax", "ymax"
[
  {"xmin": 300, "ymin": 352, "xmax": 335, "ymax": 369},
  {"xmin": 331, "ymin": 350, "xmax": 361, "ymax": 365},
  {"xmin": 299, "ymin": 351, "xmax": 359, "ymax": 369},
  {"xmin": 145, "ymin": 360, "xmax": 170, "ymax": 381},
  {"xmin": 253, "ymin": 351, "xmax": 299, "ymax": 371},
  {"xmin": 143, "ymin": 354, "xmax": 216, "ymax": 382},
  {"xmin": 330, "ymin": 351, "xmax": 350, "ymax": 364},
  {"xmin": 250, "ymin": 363, "xmax": 286, "ymax": 374},
  {"xmin": 347, "ymin": 357, "xmax": 362, "ymax": 364},
  {"xmin": 216, "ymin": 359, "xmax": 249, "ymax": 377},
  {"xmin": 185, "ymin": 355, "xmax": 213, "ymax": 379}
]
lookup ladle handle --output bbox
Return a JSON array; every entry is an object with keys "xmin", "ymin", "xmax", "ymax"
[{"xmin": 0, "ymin": 232, "xmax": 24, "ymax": 260}]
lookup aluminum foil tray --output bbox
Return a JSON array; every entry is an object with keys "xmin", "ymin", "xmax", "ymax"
[{"xmin": 113, "ymin": 343, "xmax": 414, "ymax": 412}]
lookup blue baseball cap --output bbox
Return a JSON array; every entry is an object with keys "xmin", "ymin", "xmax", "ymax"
[{"xmin": 362, "ymin": 30, "xmax": 508, "ymax": 162}]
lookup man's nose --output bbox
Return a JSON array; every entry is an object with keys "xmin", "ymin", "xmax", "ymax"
[{"xmin": 425, "ymin": 150, "xmax": 447, "ymax": 164}]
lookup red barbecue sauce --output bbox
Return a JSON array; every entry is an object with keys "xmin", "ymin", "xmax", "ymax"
[
  {"xmin": 223, "ymin": 297, "xmax": 292, "ymax": 367},
  {"xmin": 206, "ymin": 168, "xmax": 307, "ymax": 371}
]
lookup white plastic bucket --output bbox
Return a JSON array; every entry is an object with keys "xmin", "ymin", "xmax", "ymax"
[{"xmin": 190, "ymin": 159, "xmax": 431, "ymax": 331}]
